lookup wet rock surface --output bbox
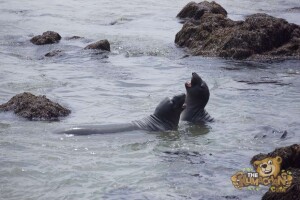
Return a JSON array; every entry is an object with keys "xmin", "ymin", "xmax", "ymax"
[
  {"xmin": 44, "ymin": 50, "xmax": 63, "ymax": 57},
  {"xmin": 109, "ymin": 17, "xmax": 133, "ymax": 25},
  {"xmin": 0, "ymin": 92, "xmax": 71, "ymax": 120},
  {"xmin": 175, "ymin": 1, "xmax": 300, "ymax": 60},
  {"xmin": 286, "ymin": 7, "xmax": 300, "ymax": 12},
  {"xmin": 84, "ymin": 39, "xmax": 110, "ymax": 51},
  {"xmin": 251, "ymin": 144, "xmax": 300, "ymax": 200},
  {"xmin": 177, "ymin": 1, "xmax": 227, "ymax": 21},
  {"xmin": 261, "ymin": 167, "xmax": 300, "ymax": 200},
  {"xmin": 65, "ymin": 36, "xmax": 83, "ymax": 40},
  {"xmin": 30, "ymin": 31, "xmax": 61, "ymax": 45},
  {"xmin": 251, "ymin": 144, "xmax": 300, "ymax": 169}
]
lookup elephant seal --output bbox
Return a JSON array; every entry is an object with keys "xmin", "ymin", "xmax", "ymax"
[
  {"xmin": 60, "ymin": 93, "xmax": 186, "ymax": 135},
  {"xmin": 180, "ymin": 72, "xmax": 213, "ymax": 124}
]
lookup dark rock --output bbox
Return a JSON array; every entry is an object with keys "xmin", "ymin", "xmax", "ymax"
[
  {"xmin": 286, "ymin": 7, "xmax": 300, "ymax": 12},
  {"xmin": 251, "ymin": 144, "xmax": 300, "ymax": 200},
  {"xmin": 44, "ymin": 50, "xmax": 63, "ymax": 57},
  {"xmin": 30, "ymin": 31, "xmax": 61, "ymax": 45},
  {"xmin": 175, "ymin": 2, "xmax": 300, "ymax": 60},
  {"xmin": 191, "ymin": 173, "xmax": 202, "ymax": 177},
  {"xmin": 0, "ymin": 92, "xmax": 71, "ymax": 120},
  {"xmin": 109, "ymin": 17, "xmax": 133, "ymax": 25},
  {"xmin": 221, "ymin": 67, "xmax": 241, "ymax": 71},
  {"xmin": 84, "ymin": 39, "xmax": 110, "ymax": 51},
  {"xmin": 236, "ymin": 80, "xmax": 290, "ymax": 85},
  {"xmin": 180, "ymin": 54, "xmax": 190, "ymax": 59},
  {"xmin": 164, "ymin": 150, "xmax": 202, "ymax": 157},
  {"xmin": 177, "ymin": 1, "xmax": 227, "ymax": 20},
  {"xmin": 281, "ymin": 131, "xmax": 288, "ymax": 139},
  {"xmin": 250, "ymin": 144, "xmax": 300, "ymax": 170},
  {"xmin": 261, "ymin": 168, "xmax": 300, "ymax": 200},
  {"xmin": 222, "ymin": 195, "xmax": 240, "ymax": 199}
]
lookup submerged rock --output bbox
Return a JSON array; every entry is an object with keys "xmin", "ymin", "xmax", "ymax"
[
  {"xmin": 30, "ymin": 31, "xmax": 61, "ymax": 45},
  {"xmin": 251, "ymin": 144, "xmax": 300, "ymax": 200},
  {"xmin": 44, "ymin": 50, "xmax": 63, "ymax": 57},
  {"xmin": 286, "ymin": 7, "xmax": 300, "ymax": 12},
  {"xmin": 84, "ymin": 39, "xmax": 110, "ymax": 51},
  {"xmin": 109, "ymin": 17, "xmax": 133, "ymax": 25},
  {"xmin": 65, "ymin": 36, "xmax": 83, "ymax": 40},
  {"xmin": 175, "ymin": 2, "xmax": 300, "ymax": 60},
  {"xmin": 0, "ymin": 92, "xmax": 71, "ymax": 120}
]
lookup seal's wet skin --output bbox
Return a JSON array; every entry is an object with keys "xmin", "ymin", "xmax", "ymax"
[
  {"xmin": 60, "ymin": 93, "xmax": 186, "ymax": 135},
  {"xmin": 181, "ymin": 72, "xmax": 213, "ymax": 124}
]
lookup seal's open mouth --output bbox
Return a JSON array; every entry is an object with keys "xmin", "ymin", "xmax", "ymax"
[
  {"xmin": 185, "ymin": 72, "xmax": 201, "ymax": 88},
  {"xmin": 185, "ymin": 81, "xmax": 192, "ymax": 88}
]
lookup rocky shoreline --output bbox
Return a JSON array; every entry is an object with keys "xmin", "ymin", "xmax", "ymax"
[{"xmin": 175, "ymin": 1, "xmax": 300, "ymax": 60}]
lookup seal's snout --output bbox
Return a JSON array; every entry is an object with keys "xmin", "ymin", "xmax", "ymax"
[
  {"xmin": 192, "ymin": 72, "xmax": 199, "ymax": 78},
  {"xmin": 179, "ymin": 93, "xmax": 187, "ymax": 109},
  {"xmin": 186, "ymin": 72, "xmax": 202, "ymax": 89},
  {"xmin": 172, "ymin": 93, "xmax": 186, "ymax": 110},
  {"xmin": 180, "ymin": 93, "xmax": 186, "ymax": 100},
  {"xmin": 175, "ymin": 93, "xmax": 186, "ymax": 102},
  {"xmin": 192, "ymin": 72, "xmax": 202, "ymax": 81},
  {"xmin": 191, "ymin": 72, "xmax": 202, "ymax": 84}
]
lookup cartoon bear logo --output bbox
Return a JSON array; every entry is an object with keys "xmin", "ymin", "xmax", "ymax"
[
  {"xmin": 231, "ymin": 171, "xmax": 244, "ymax": 189},
  {"xmin": 253, "ymin": 156, "xmax": 282, "ymax": 178}
]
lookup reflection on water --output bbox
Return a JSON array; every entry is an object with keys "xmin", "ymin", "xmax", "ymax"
[
  {"xmin": 154, "ymin": 123, "xmax": 211, "ymax": 141},
  {"xmin": 180, "ymin": 123, "xmax": 211, "ymax": 137},
  {"xmin": 0, "ymin": 0, "xmax": 299, "ymax": 199}
]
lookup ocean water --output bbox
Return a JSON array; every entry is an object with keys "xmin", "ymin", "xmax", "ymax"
[{"xmin": 0, "ymin": 0, "xmax": 299, "ymax": 199}]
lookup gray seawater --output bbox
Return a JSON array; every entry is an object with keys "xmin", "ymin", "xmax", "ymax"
[{"xmin": 0, "ymin": 0, "xmax": 299, "ymax": 199}]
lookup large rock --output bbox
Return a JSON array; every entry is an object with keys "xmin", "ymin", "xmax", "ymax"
[
  {"xmin": 30, "ymin": 31, "xmax": 61, "ymax": 45},
  {"xmin": 0, "ymin": 92, "xmax": 70, "ymax": 120},
  {"xmin": 251, "ymin": 144, "xmax": 300, "ymax": 169},
  {"xmin": 84, "ymin": 39, "xmax": 110, "ymax": 51},
  {"xmin": 175, "ymin": 2, "xmax": 300, "ymax": 60},
  {"xmin": 251, "ymin": 144, "xmax": 300, "ymax": 200}
]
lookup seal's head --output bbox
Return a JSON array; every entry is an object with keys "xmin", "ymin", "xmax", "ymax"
[
  {"xmin": 185, "ymin": 72, "xmax": 209, "ymax": 109},
  {"xmin": 154, "ymin": 93, "xmax": 186, "ymax": 128}
]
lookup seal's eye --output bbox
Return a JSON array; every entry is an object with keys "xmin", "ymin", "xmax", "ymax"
[
  {"xmin": 268, "ymin": 160, "xmax": 273, "ymax": 165},
  {"xmin": 260, "ymin": 164, "xmax": 263, "ymax": 168}
]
